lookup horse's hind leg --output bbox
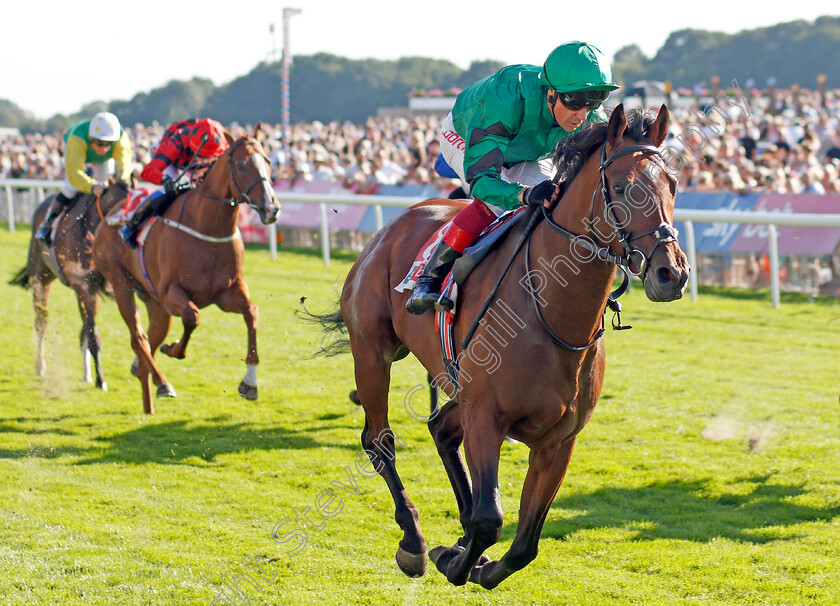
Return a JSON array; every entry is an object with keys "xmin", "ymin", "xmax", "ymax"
[
  {"xmin": 75, "ymin": 288, "xmax": 107, "ymax": 390},
  {"xmin": 428, "ymin": 399, "xmax": 475, "ymax": 548},
  {"xmin": 353, "ymin": 342, "xmax": 428, "ymax": 578},
  {"xmin": 32, "ymin": 278, "xmax": 52, "ymax": 377},
  {"xmin": 214, "ymin": 282, "xmax": 259, "ymax": 401}
]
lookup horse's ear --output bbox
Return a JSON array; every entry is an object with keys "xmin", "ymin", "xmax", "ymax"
[
  {"xmin": 646, "ymin": 104, "xmax": 670, "ymax": 148},
  {"xmin": 607, "ymin": 103, "xmax": 627, "ymax": 147},
  {"xmin": 254, "ymin": 121, "xmax": 266, "ymax": 143},
  {"xmin": 224, "ymin": 131, "xmax": 235, "ymax": 145}
]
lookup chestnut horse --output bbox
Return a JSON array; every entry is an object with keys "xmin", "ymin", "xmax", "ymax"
[
  {"xmin": 93, "ymin": 126, "xmax": 280, "ymax": 414},
  {"xmin": 315, "ymin": 105, "xmax": 689, "ymax": 588},
  {"xmin": 10, "ymin": 186, "xmax": 128, "ymax": 390}
]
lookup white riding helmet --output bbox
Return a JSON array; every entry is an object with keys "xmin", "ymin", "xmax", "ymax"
[{"xmin": 89, "ymin": 112, "xmax": 122, "ymax": 142}]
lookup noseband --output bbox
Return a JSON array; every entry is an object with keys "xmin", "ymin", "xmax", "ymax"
[
  {"xmin": 592, "ymin": 142, "xmax": 679, "ymax": 282},
  {"xmin": 526, "ymin": 139, "xmax": 678, "ymax": 351}
]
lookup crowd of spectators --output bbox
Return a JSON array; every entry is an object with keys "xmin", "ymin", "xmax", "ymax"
[
  {"xmin": 665, "ymin": 87, "xmax": 840, "ymax": 195},
  {"xmin": 3, "ymin": 87, "xmax": 840, "ymax": 197}
]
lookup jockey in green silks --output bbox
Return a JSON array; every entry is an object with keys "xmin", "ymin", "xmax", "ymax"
[
  {"xmin": 35, "ymin": 111, "xmax": 132, "ymax": 246},
  {"xmin": 406, "ymin": 41, "xmax": 620, "ymax": 314}
]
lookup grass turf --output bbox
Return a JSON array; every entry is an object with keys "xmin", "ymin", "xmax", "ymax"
[{"xmin": 0, "ymin": 226, "xmax": 838, "ymax": 605}]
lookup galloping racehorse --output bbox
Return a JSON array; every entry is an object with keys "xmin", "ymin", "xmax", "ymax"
[
  {"xmin": 10, "ymin": 185, "xmax": 129, "ymax": 390},
  {"xmin": 93, "ymin": 126, "xmax": 280, "ymax": 414},
  {"xmin": 315, "ymin": 105, "xmax": 689, "ymax": 588}
]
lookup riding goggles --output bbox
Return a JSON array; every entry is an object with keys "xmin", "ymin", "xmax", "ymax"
[{"xmin": 557, "ymin": 90, "xmax": 609, "ymax": 112}]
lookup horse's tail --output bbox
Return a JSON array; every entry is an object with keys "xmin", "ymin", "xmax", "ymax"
[
  {"xmin": 297, "ymin": 300, "xmax": 350, "ymax": 357},
  {"xmin": 9, "ymin": 266, "xmax": 29, "ymax": 288}
]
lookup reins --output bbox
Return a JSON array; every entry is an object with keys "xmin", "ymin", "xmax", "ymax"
[
  {"xmin": 462, "ymin": 138, "xmax": 677, "ymax": 353},
  {"xmin": 522, "ymin": 141, "xmax": 674, "ymax": 349}
]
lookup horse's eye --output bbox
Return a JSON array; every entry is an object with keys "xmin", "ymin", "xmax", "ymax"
[{"xmin": 613, "ymin": 184, "xmax": 626, "ymax": 196}]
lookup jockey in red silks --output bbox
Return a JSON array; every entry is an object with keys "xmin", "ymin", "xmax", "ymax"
[
  {"xmin": 405, "ymin": 41, "xmax": 620, "ymax": 314},
  {"xmin": 119, "ymin": 118, "xmax": 229, "ymax": 248}
]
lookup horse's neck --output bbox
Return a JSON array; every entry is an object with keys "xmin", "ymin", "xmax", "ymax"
[
  {"xmin": 188, "ymin": 160, "xmax": 239, "ymax": 235},
  {"xmin": 529, "ymin": 162, "xmax": 616, "ymax": 344},
  {"xmin": 101, "ymin": 190, "xmax": 126, "ymax": 217}
]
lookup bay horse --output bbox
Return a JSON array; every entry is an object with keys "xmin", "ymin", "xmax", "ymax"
[
  {"xmin": 314, "ymin": 105, "xmax": 689, "ymax": 588},
  {"xmin": 93, "ymin": 126, "xmax": 280, "ymax": 414},
  {"xmin": 9, "ymin": 185, "xmax": 128, "ymax": 390}
]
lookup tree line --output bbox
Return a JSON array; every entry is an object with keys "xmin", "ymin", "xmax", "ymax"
[{"xmin": 3, "ymin": 15, "xmax": 839, "ymax": 133}]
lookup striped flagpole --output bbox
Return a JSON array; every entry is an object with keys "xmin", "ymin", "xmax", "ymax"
[{"xmin": 281, "ymin": 8, "xmax": 301, "ymax": 160}]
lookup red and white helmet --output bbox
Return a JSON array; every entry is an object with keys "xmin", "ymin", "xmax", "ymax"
[{"xmin": 189, "ymin": 119, "xmax": 228, "ymax": 158}]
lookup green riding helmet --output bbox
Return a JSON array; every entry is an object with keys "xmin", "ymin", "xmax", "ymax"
[{"xmin": 541, "ymin": 41, "xmax": 620, "ymax": 93}]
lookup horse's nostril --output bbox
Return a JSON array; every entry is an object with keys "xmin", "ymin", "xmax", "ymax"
[{"xmin": 657, "ymin": 266, "xmax": 675, "ymax": 285}]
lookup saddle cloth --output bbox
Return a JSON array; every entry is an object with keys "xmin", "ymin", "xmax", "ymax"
[
  {"xmin": 395, "ymin": 206, "xmax": 528, "ymax": 301},
  {"xmin": 105, "ymin": 187, "xmax": 157, "ymax": 226}
]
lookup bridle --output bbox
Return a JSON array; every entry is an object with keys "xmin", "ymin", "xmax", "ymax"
[
  {"xmin": 194, "ymin": 137, "xmax": 275, "ymax": 211},
  {"xmin": 525, "ymin": 138, "xmax": 678, "ymax": 351}
]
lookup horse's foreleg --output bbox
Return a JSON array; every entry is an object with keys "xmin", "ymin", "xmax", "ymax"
[
  {"xmin": 469, "ymin": 438, "xmax": 577, "ymax": 590},
  {"xmin": 430, "ymin": 412, "xmax": 506, "ymax": 586},
  {"xmin": 32, "ymin": 279, "xmax": 51, "ymax": 377},
  {"xmin": 145, "ymin": 298, "xmax": 173, "ymax": 355},
  {"xmin": 354, "ymin": 347, "xmax": 427, "ymax": 578},
  {"xmin": 137, "ymin": 356, "xmax": 154, "ymax": 415},
  {"xmin": 215, "ymin": 283, "xmax": 259, "ymax": 401},
  {"xmin": 159, "ymin": 284, "xmax": 199, "ymax": 360},
  {"xmin": 111, "ymin": 273, "xmax": 173, "ymax": 410},
  {"xmin": 428, "ymin": 399, "xmax": 473, "ymax": 546}
]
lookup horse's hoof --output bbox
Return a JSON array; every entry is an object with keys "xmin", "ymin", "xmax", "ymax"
[
  {"xmin": 348, "ymin": 389, "xmax": 361, "ymax": 405},
  {"xmin": 396, "ymin": 546, "xmax": 427, "ymax": 578},
  {"xmin": 429, "ymin": 544, "xmax": 464, "ymax": 574},
  {"xmin": 160, "ymin": 343, "xmax": 186, "ymax": 359},
  {"xmin": 238, "ymin": 382, "xmax": 258, "ymax": 401},
  {"xmin": 98, "ymin": 382, "xmax": 108, "ymax": 392},
  {"xmin": 156, "ymin": 384, "xmax": 177, "ymax": 398},
  {"xmin": 130, "ymin": 358, "xmax": 139, "ymax": 377}
]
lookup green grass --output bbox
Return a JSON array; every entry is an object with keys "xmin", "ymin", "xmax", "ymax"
[{"xmin": 0, "ymin": 226, "xmax": 838, "ymax": 605}]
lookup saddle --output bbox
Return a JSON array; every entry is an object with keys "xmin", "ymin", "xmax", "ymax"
[{"xmin": 395, "ymin": 206, "xmax": 529, "ymax": 310}]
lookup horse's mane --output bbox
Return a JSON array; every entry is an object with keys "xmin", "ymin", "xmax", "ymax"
[{"xmin": 552, "ymin": 107, "xmax": 659, "ymax": 184}]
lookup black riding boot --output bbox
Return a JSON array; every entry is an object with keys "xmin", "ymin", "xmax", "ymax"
[
  {"xmin": 118, "ymin": 190, "xmax": 179, "ymax": 248},
  {"xmin": 405, "ymin": 241, "xmax": 461, "ymax": 314},
  {"xmin": 35, "ymin": 193, "xmax": 74, "ymax": 246}
]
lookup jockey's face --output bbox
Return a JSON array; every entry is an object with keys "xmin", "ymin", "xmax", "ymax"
[
  {"xmin": 90, "ymin": 139, "xmax": 114, "ymax": 153},
  {"xmin": 548, "ymin": 90, "xmax": 590, "ymax": 132}
]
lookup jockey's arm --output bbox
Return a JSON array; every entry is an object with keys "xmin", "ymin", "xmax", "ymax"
[
  {"xmin": 462, "ymin": 116, "xmax": 525, "ymax": 211},
  {"xmin": 112, "ymin": 132, "xmax": 133, "ymax": 182},
  {"xmin": 140, "ymin": 137, "xmax": 179, "ymax": 185},
  {"xmin": 64, "ymin": 135, "xmax": 98, "ymax": 194}
]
